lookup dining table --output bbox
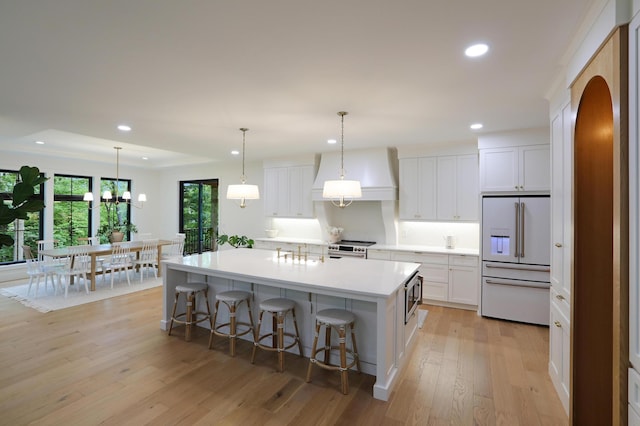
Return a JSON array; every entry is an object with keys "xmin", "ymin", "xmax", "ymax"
[{"xmin": 39, "ymin": 239, "xmax": 173, "ymax": 291}]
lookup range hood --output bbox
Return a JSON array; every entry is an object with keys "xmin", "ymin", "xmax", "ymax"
[{"xmin": 312, "ymin": 147, "xmax": 398, "ymax": 201}]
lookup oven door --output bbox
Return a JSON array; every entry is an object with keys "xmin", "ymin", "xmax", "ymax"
[
  {"xmin": 327, "ymin": 250, "xmax": 366, "ymax": 259},
  {"xmin": 405, "ymin": 272, "xmax": 423, "ymax": 323}
]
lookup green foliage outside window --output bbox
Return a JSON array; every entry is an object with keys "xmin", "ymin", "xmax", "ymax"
[{"xmin": 0, "ymin": 167, "xmax": 47, "ymax": 254}]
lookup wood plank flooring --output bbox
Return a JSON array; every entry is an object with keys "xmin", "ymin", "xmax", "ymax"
[{"xmin": 0, "ymin": 287, "xmax": 568, "ymax": 425}]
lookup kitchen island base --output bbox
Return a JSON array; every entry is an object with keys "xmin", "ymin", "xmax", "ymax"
[{"xmin": 161, "ymin": 250, "xmax": 420, "ymax": 401}]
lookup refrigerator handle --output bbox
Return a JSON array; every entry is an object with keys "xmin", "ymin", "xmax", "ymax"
[
  {"xmin": 521, "ymin": 202, "xmax": 525, "ymax": 258},
  {"xmin": 514, "ymin": 202, "xmax": 520, "ymax": 258}
]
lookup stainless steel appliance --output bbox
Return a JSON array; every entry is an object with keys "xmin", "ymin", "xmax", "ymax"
[
  {"xmin": 481, "ymin": 196, "xmax": 550, "ymax": 325},
  {"xmin": 404, "ymin": 271, "xmax": 423, "ymax": 324},
  {"xmin": 327, "ymin": 240, "xmax": 376, "ymax": 259}
]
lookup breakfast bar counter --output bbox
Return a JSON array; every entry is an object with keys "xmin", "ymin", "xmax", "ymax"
[{"xmin": 162, "ymin": 248, "xmax": 420, "ymax": 401}]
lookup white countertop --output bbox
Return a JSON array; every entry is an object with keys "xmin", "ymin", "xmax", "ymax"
[
  {"xmin": 370, "ymin": 244, "xmax": 479, "ymax": 256},
  {"xmin": 164, "ymin": 248, "xmax": 419, "ymax": 298}
]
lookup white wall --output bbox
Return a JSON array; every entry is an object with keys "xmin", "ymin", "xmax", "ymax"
[{"xmin": 156, "ymin": 159, "xmax": 265, "ymax": 242}]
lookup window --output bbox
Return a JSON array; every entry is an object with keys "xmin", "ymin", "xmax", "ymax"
[
  {"xmin": 99, "ymin": 178, "xmax": 132, "ymax": 243},
  {"xmin": 0, "ymin": 169, "xmax": 44, "ymax": 264},
  {"xmin": 53, "ymin": 174, "xmax": 91, "ymax": 246}
]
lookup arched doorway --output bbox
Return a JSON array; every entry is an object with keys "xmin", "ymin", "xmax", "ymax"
[{"xmin": 573, "ymin": 75, "xmax": 614, "ymax": 424}]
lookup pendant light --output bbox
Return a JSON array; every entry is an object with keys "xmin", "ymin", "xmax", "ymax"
[
  {"xmin": 227, "ymin": 127, "xmax": 260, "ymax": 208},
  {"xmin": 322, "ymin": 111, "xmax": 362, "ymax": 208}
]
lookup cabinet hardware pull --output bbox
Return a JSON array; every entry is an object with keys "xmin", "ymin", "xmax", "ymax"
[
  {"xmin": 515, "ymin": 186, "xmax": 518, "ymax": 190},
  {"xmin": 554, "ymin": 320, "xmax": 562, "ymax": 328},
  {"xmin": 555, "ymin": 242, "xmax": 562, "ymax": 247},
  {"xmin": 514, "ymin": 202, "xmax": 520, "ymax": 258},
  {"xmin": 485, "ymin": 263, "xmax": 550, "ymax": 272},
  {"xmin": 556, "ymin": 294, "xmax": 565, "ymax": 301},
  {"xmin": 520, "ymin": 202, "xmax": 525, "ymax": 258}
]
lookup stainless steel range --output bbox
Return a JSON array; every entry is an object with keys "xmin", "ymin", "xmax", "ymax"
[{"xmin": 327, "ymin": 240, "xmax": 376, "ymax": 259}]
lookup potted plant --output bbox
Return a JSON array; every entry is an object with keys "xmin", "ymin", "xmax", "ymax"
[
  {"xmin": 0, "ymin": 166, "xmax": 48, "ymax": 249},
  {"xmin": 216, "ymin": 234, "xmax": 254, "ymax": 248},
  {"xmin": 98, "ymin": 220, "xmax": 138, "ymax": 243}
]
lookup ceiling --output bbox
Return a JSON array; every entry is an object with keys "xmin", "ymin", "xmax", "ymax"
[{"xmin": 0, "ymin": 0, "xmax": 594, "ymax": 168}]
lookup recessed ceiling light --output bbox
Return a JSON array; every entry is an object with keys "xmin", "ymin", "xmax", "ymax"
[
  {"xmin": 117, "ymin": 124, "xmax": 132, "ymax": 132},
  {"xmin": 231, "ymin": 150, "xmax": 240, "ymax": 155},
  {"xmin": 465, "ymin": 43, "xmax": 489, "ymax": 58},
  {"xmin": 327, "ymin": 139, "xmax": 337, "ymax": 145},
  {"xmin": 35, "ymin": 140, "xmax": 45, "ymax": 145},
  {"xmin": 470, "ymin": 123, "xmax": 483, "ymax": 130},
  {"xmin": 141, "ymin": 156, "xmax": 148, "ymax": 160}
]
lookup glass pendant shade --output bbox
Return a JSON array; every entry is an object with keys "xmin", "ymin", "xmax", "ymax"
[
  {"xmin": 102, "ymin": 190, "xmax": 113, "ymax": 200},
  {"xmin": 83, "ymin": 192, "xmax": 94, "ymax": 201}
]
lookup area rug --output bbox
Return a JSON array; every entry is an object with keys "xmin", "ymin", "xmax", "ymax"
[{"xmin": 0, "ymin": 276, "xmax": 162, "ymax": 313}]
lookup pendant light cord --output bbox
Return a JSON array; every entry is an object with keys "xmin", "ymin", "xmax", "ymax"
[
  {"xmin": 240, "ymin": 128, "xmax": 249, "ymax": 183},
  {"xmin": 338, "ymin": 111, "xmax": 347, "ymax": 179}
]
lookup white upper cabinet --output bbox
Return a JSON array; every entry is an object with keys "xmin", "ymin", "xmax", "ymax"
[
  {"xmin": 288, "ymin": 166, "xmax": 314, "ymax": 217},
  {"xmin": 479, "ymin": 144, "xmax": 550, "ymax": 193},
  {"xmin": 399, "ymin": 157, "xmax": 436, "ymax": 220},
  {"xmin": 400, "ymin": 153, "xmax": 478, "ymax": 221},
  {"xmin": 436, "ymin": 154, "xmax": 479, "ymax": 221},
  {"xmin": 264, "ymin": 165, "xmax": 314, "ymax": 218}
]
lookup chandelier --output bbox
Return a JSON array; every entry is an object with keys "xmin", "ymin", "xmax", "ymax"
[
  {"xmin": 322, "ymin": 111, "xmax": 362, "ymax": 208},
  {"xmin": 83, "ymin": 146, "xmax": 147, "ymax": 208},
  {"xmin": 227, "ymin": 127, "xmax": 260, "ymax": 208}
]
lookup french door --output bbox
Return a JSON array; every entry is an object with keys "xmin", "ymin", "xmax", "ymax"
[{"xmin": 179, "ymin": 179, "xmax": 218, "ymax": 254}]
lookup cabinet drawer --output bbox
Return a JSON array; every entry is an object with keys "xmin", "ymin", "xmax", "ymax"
[
  {"xmin": 449, "ymin": 254, "xmax": 478, "ymax": 267},
  {"xmin": 391, "ymin": 251, "xmax": 448, "ymax": 265},
  {"xmin": 423, "ymin": 281, "xmax": 448, "ymax": 301},
  {"xmin": 419, "ymin": 264, "xmax": 448, "ymax": 283},
  {"xmin": 550, "ymin": 286, "xmax": 570, "ymax": 322},
  {"xmin": 367, "ymin": 249, "xmax": 391, "ymax": 261}
]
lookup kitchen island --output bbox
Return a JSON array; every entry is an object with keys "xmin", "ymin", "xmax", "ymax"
[{"xmin": 161, "ymin": 248, "xmax": 420, "ymax": 401}]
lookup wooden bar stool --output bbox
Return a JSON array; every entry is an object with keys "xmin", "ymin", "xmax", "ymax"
[
  {"xmin": 306, "ymin": 308, "xmax": 361, "ymax": 395},
  {"xmin": 208, "ymin": 290, "xmax": 255, "ymax": 356},
  {"xmin": 251, "ymin": 298, "xmax": 304, "ymax": 372},
  {"xmin": 168, "ymin": 282, "xmax": 212, "ymax": 342}
]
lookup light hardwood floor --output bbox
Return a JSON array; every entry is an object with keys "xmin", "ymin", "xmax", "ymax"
[{"xmin": 0, "ymin": 287, "xmax": 568, "ymax": 425}]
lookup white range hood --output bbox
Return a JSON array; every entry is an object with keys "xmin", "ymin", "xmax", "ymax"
[{"xmin": 312, "ymin": 147, "xmax": 398, "ymax": 201}]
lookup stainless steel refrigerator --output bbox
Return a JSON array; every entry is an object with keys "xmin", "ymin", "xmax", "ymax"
[{"xmin": 481, "ymin": 196, "xmax": 550, "ymax": 325}]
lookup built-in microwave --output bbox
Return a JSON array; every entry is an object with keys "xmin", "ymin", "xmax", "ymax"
[{"xmin": 405, "ymin": 272, "xmax": 423, "ymax": 324}]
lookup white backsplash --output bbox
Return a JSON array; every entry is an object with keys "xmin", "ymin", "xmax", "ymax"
[
  {"xmin": 398, "ymin": 221, "xmax": 479, "ymax": 249},
  {"xmin": 265, "ymin": 205, "xmax": 479, "ymax": 250}
]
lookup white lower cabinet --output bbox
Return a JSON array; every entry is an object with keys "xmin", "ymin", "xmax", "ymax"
[
  {"xmin": 448, "ymin": 255, "xmax": 479, "ymax": 305},
  {"xmin": 549, "ymin": 299, "xmax": 570, "ymax": 413},
  {"xmin": 384, "ymin": 250, "xmax": 478, "ymax": 308}
]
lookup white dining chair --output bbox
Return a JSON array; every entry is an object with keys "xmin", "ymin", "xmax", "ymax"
[
  {"xmin": 133, "ymin": 239, "xmax": 158, "ymax": 282},
  {"xmin": 23, "ymin": 245, "xmax": 56, "ymax": 297},
  {"xmin": 79, "ymin": 236, "xmax": 106, "ymax": 282},
  {"xmin": 55, "ymin": 245, "xmax": 91, "ymax": 298},
  {"xmin": 34, "ymin": 240, "xmax": 65, "ymax": 294},
  {"xmin": 103, "ymin": 242, "xmax": 132, "ymax": 288},
  {"xmin": 163, "ymin": 233, "xmax": 185, "ymax": 259}
]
